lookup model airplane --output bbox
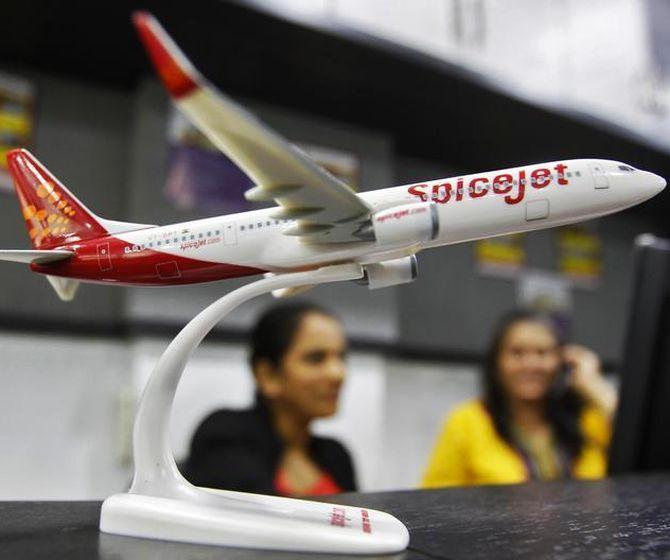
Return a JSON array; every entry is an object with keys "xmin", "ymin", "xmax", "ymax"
[{"xmin": 0, "ymin": 12, "xmax": 665, "ymax": 301}]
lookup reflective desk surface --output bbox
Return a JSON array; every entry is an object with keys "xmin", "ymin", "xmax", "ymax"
[{"xmin": 1, "ymin": 474, "xmax": 670, "ymax": 560}]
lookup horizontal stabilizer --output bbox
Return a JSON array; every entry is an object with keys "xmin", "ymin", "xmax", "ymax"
[
  {"xmin": 0, "ymin": 249, "xmax": 73, "ymax": 265},
  {"xmin": 97, "ymin": 218, "xmax": 156, "ymax": 235},
  {"xmin": 46, "ymin": 275, "xmax": 80, "ymax": 302}
]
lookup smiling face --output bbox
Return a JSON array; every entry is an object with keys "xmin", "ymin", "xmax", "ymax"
[
  {"xmin": 496, "ymin": 320, "xmax": 561, "ymax": 404},
  {"xmin": 258, "ymin": 312, "xmax": 347, "ymax": 420}
]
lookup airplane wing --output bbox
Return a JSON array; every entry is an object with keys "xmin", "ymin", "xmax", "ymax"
[
  {"xmin": 133, "ymin": 12, "xmax": 372, "ymax": 243},
  {"xmin": 0, "ymin": 249, "xmax": 73, "ymax": 265}
]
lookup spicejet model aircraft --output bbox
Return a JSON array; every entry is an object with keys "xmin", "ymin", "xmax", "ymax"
[{"xmin": 0, "ymin": 13, "xmax": 665, "ymax": 301}]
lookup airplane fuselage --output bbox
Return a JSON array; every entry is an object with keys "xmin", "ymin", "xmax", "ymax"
[{"xmin": 31, "ymin": 158, "xmax": 663, "ymax": 286}]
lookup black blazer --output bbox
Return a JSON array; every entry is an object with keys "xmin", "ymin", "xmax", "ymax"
[{"xmin": 181, "ymin": 400, "xmax": 358, "ymax": 495}]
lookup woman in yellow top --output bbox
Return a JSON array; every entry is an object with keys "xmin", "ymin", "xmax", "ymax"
[{"xmin": 422, "ymin": 311, "xmax": 617, "ymax": 487}]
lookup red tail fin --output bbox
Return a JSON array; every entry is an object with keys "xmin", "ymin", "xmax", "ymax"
[{"xmin": 7, "ymin": 149, "xmax": 108, "ymax": 249}]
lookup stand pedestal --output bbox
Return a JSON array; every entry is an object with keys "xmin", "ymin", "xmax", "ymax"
[{"xmin": 100, "ymin": 263, "xmax": 410, "ymax": 554}]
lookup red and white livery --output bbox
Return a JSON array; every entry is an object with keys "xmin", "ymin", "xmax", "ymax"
[{"xmin": 0, "ymin": 13, "xmax": 665, "ymax": 300}]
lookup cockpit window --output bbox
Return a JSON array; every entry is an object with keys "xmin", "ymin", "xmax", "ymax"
[{"xmin": 618, "ymin": 165, "xmax": 635, "ymax": 172}]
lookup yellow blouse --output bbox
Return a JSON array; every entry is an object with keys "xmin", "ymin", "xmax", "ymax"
[{"xmin": 421, "ymin": 399, "xmax": 611, "ymax": 488}]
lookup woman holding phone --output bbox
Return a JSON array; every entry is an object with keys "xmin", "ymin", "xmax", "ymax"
[{"xmin": 422, "ymin": 310, "xmax": 617, "ymax": 487}]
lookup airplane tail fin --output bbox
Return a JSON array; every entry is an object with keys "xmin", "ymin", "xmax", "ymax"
[
  {"xmin": 6, "ymin": 149, "xmax": 154, "ymax": 249},
  {"xmin": 7, "ymin": 149, "xmax": 109, "ymax": 249}
]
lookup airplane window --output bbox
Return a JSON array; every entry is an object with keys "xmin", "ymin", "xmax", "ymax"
[
  {"xmin": 182, "ymin": 236, "xmax": 186, "ymax": 241},
  {"xmin": 207, "ymin": 231, "xmax": 211, "ymax": 237},
  {"xmin": 567, "ymin": 172, "xmax": 573, "ymax": 177},
  {"xmin": 149, "ymin": 242, "xmax": 153, "ymax": 248},
  {"xmin": 240, "ymin": 225, "xmax": 245, "ymax": 231},
  {"xmin": 575, "ymin": 171, "xmax": 581, "ymax": 176},
  {"xmin": 190, "ymin": 235, "xmax": 195, "ymax": 240},
  {"xmin": 173, "ymin": 238, "xmax": 178, "ymax": 243},
  {"xmin": 215, "ymin": 230, "xmax": 220, "ymax": 235},
  {"xmin": 618, "ymin": 165, "xmax": 634, "ymax": 172},
  {"xmin": 266, "ymin": 221, "xmax": 271, "ymax": 226},
  {"xmin": 257, "ymin": 222, "xmax": 262, "ymax": 228},
  {"xmin": 275, "ymin": 220, "xmax": 279, "ymax": 225},
  {"xmin": 249, "ymin": 224, "xmax": 254, "ymax": 229},
  {"xmin": 157, "ymin": 241, "xmax": 161, "ymax": 246},
  {"xmin": 198, "ymin": 233, "xmax": 203, "ymax": 238}
]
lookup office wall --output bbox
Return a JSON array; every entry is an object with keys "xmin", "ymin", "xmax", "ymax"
[{"xmin": 0, "ymin": 333, "xmax": 131, "ymax": 499}]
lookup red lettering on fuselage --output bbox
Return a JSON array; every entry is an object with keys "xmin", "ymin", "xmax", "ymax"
[
  {"xmin": 455, "ymin": 178, "xmax": 465, "ymax": 202},
  {"xmin": 408, "ymin": 184, "xmax": 428, "ymax": 202},
  {"xmin": 493, "ymin": 173, "xmax": 513, "ymax": 194},
  {"xmin": 432, "ymin": 183, "xmax": 451, "ymax": 204},
  {"xmin": 531, "ymin": 168, "xmax": 551, "ymax": 188},
  {"xmin": 505, "ymin": 169, "xmax": 525, "ymax": 205},
  {"xmin": 470, "ymin": 177, "xmax": 489, "ymax": 198},
  {"xmin": 407, "ymin": 164, "xmax": 570, "ymax": 206},
  {"xmin": 555, "ymin": 163, "xmax": 568, "ymax": 185}
]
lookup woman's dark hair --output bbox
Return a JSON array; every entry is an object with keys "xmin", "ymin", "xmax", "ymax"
[
  {"xmin": 483, "ymin": 310, "xmax": 585, "ymax": 461},
  {"xmin": 250, "ymin": 301, "xmax": 338, "ymax": 371}
]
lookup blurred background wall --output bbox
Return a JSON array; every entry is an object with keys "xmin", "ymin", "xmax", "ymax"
[{"xmin": 0, "ymin": 0, "xmax": 668, "ymax": 497}]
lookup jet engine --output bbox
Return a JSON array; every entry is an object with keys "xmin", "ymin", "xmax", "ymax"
[
  {"xmin": 356, "ymin": 202, "xmax": 439, "ymax": 247},
  {"xmin": 359, "ymin": 255, "xmax": 418, "ymax": 290}
]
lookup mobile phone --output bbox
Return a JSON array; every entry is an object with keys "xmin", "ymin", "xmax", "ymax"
[{"xmin": 550, "ymin": 362, "xmax": 570, "ymax": 398}]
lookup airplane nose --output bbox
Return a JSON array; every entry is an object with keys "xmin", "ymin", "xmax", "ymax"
[{"xmin": 641, "ymin": 171, "xmax": 666, "ymax": 196}]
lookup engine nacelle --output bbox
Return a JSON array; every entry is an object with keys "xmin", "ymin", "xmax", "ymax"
[
  {"xmin": 359, "ymin": 255, "xmax": 418, "ymax": 290},
  {"xmin": 362, "ymin": 202, "xmax": 439, "ymax": 247}
]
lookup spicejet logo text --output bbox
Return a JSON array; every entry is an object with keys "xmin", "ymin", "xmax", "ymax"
[
  {"xmin": 376, "ymin": 206, "xmax": 427, "ymax": 223},
  {"xmin": 407, "ymin": 163, "xmax": 569, "ymax": 206}
]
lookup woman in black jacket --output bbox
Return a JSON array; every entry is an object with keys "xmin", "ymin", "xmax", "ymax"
[{"xmin": 182, "ymin": 301, "xmax": 357, "ymax": 496}]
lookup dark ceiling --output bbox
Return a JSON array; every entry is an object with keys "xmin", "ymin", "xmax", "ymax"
[{"xmin": 1, "ymin": 0, "xmax": 669, "ymax": 227}]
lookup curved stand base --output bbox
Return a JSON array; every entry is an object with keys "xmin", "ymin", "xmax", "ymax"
[
  {"xmin": 99, "ymin": 264, "xmax": 409, "ymax": 553},
  {"xmin": 101, "ymin": 489, "xmax": 409, "ymax": 554}
]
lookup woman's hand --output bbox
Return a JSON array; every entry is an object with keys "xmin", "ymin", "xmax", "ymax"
[{"xmin": 563, "ymin": 344, "xmax": 618, "ymax": 417}]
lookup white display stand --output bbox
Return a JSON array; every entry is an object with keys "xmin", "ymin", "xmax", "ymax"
[{"xmin": 100, "ymin": 263, "xmax": 410, "ymax": 554}]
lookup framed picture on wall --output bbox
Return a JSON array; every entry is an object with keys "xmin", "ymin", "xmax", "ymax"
[{"xmin": 0, "ymin": 72, "xmax": 35, "ymax": 192}]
